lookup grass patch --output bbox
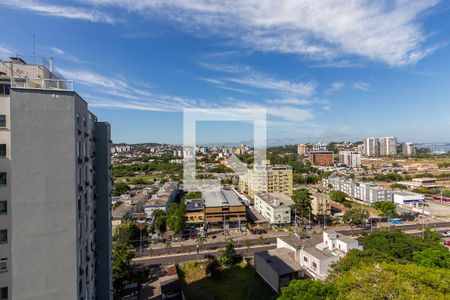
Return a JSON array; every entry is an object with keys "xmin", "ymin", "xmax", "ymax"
[{"xmin": 177, "ymin": 261, "xmax": 277, "ymax": 300}]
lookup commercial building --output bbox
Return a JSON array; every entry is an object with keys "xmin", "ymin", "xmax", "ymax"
[
  {"xmin": 203, "ymin": 189, "xmax": 246, "ymax": 227},
  {"xmin": 392, "ymin": 191, "xmax": 424, "ymax": 205},
  {"xmin": 297, "ymin": 144, "xmax": 307, "ymax": 156},
  {"xmin": 0, "ymin": 57, "xmax": 112, "ymax": 299},
  {"xmin": 185, "ymin": 199, "xmax": 205, "ymax": 225},
  {"xmin": 254, "ymin": 193, "xmax": 293, "ymax": 226},
  {"xmin": 239, "ymin": 161, "xmax": 293, "ymax": 199},
  {"xmin": 364, "ymin": 137, "xmax": 379, "ymax": 157},
  {"xmin": 308, "ymin": 151, "xmax": 334, "ymax": 166},
  {"xmin": 255, "ymin": 231, "xmax": 361, "ymax": 291},
  {"xmin": 338, "ymin": 151, "xmax": 361, "ymax": 168},
  {"xmin": 397, "ymin": 177, "xmax": 439, "ymax": 190},
  {"xmin": 323, "ymin": 177, "xmax": 392, "ymax": 203},
  {"xmin": 379, "ymin": 137, "xmax": 397, "ymax": 156},
  {"xmin": 402, "ymin": 143, "xmax": 416, "ymax": 157}
]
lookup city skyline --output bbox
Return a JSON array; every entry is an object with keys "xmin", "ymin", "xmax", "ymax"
[{"xmin": 1, "ymin": 1, "xmax": 450, "ymax": 144}]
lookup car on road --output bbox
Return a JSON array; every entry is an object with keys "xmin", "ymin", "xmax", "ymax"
[
  {"xmin": 441, "ymin": 231, "xmax": 450, "ymax": 237},
  {"xmin": 251, "ymin": 229, "xmax": 266, "ymax": 235},
  {"xmin": 444, "ymin": 240, "xmax": 450, "ymax": 246}
]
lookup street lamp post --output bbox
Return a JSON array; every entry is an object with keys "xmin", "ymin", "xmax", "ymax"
[{"xmin": 137, "ymin": 218, "xmax": 146, "ymax": 257}]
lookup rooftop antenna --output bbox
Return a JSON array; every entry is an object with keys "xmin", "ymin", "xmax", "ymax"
[{"xmin": 32, "ymin": 34, "xmax": 36, "ymax": 64}]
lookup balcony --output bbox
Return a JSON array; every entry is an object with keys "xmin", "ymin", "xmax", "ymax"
[{"xmin": 11, "ymin": 76, "xmax": 73, "ymax": 91}]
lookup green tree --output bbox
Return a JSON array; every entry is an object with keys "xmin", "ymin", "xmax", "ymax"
[
  {"xmin": 343, "ymin": 208, "xmax": 369, "ymax": 226},
  {"xmin": 152, "ymin": 210, "xmax": 167, "ymax": 233},
  {"xmin": 166, "ymin": 203, "xmax": 186, "ymax": 234},
  {"xmin": 112, "ymin": 242, "xmax": 135, "ymax": 293},
  {"xmin": 112, "ymin": 182, "xmax": 130, "ymax": 196},
  {"xmin": 373, "ymin": 201, "xmax": 397, "ymax": 217},
  {"xmin": 279, "ymin": 279, "xmax": 337, "ymax": 300},
  {"xmin": 219, "ymin": 239, "xmax": 239, "ymax": 267},
  {"xmin": 291, "ymin": 189, "xmax": 312, "ymax": 224},
  {"xmin": 413, "ymin": 247, "xmax": 450, "ymax": 269},
  {"xmin": 330, "ymin": 191, "xmax": 347, "ymax": 203},
  {"xmin": 113, "ymin": 220, "xmax": 140, "ymax": 246}
]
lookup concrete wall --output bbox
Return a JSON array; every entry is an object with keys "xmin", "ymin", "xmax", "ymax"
[
  {"xmin": 10, "ymin": 89, "xmax": 78, "ymax": 299},
  {"xmin": 254, "ymin": 254, "xmax": 280, "ymax": 292},
  {"xmin": 94, "ymin": 122, "xmax": 112, "ymax": 300}
]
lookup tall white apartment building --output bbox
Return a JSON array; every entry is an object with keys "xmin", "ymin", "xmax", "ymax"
[
  {"xmin": 338, "ymin": 151, "xmax": 361, "ymax": 168},
  {"xmin": 254, "ymin": 193, "xmax": 293, "ymax": 225},
  {"xmin": 0, "ymin": 57, "xmax": 112, "ymax": 299},
  {"xmin": 364, "ymin": 137, "xmax": 379, "ymax": 157},
  {"xmin": 402, "ymin": 143, "xmax": 416, "ymax": 157},
  {"xmin": 379, "ymin": 137, "xmax": 397, "ymax": 156}
]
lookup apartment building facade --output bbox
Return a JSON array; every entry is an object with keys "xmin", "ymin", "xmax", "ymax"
[
  {"xmin": 254, "ymin": 193, "xmax": 293, "ymax": 226},
  {"xmin": 297, "ymin": 144, "xmax": 306, "ymax": 156},
  {"xmin": 402, "ymin": 142, "xmax": 416, "ymax": 157},
  {"xmin": 364, "ymin": 137, "xmax": 379, "ymax": 157},
  {"xmin": 338, "ymin": 151, "xmax": 361, "ymax": 168},
  {"xmin": 239, "ymin": 162, "xmax": 293, "ymax": 199},
  {"xmin": 379, "ymin": 136, "xmax": 397, "ymax": 156},
  {"xmin": 323, "ymin": 176, "xmax": 392, "ymax": 203},
  {"xmin": 0, "ymin": 57, "xmax": 112, "ymax": 299},
  {"xmin": 308, "ymin": 151, "xmax": 334, "ymax": 166}
]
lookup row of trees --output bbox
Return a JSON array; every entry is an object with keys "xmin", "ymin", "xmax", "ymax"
[{"xmin": 279, "ymin": 229, "xmax": 450, "ymax": 299}]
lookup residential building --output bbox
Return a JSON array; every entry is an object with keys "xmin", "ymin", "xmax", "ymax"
[
  {"xmin": 338, "ymin": 151, "xmax": 361, "ymax": 168},
  {"xmin": 323, "ymin": 177, "xmax": 392, "ymax": 203},
  {"xmin": 0, "ymin": 57, "xmax": 112, "ymax": 299},
  {"xmin": 308, "ymin": 151, "xmax": 334, "ymax": 166},
  {"xmin": 312, "ymin": 142, "xmax": 327, "ymax": 151},
  {"xmin": 297, "ymin": 144, "xmax": 307, "ymax": 156},
  {"xmin": 143, "ymin": 181, "xmax": 179, "ymax": 220},
  {"xmin": 254, "ymin": 193, "xmax": 293, "ymax": 226},
  {"xmin": 402, "ymin": 143, "xmax": 416, "ymax": 157},
  {"xmin": 255, "ymin": 231, "xmax": 361, "ymax": 292},
  {"xmin": 239, "ymin": 161, "xmax": 293, "ymax": 199},
  {"xmin": 310, "ymin": 193, "xmax": 331, "ymax": 223},
  {"xmin": 203, "ymin": 189, "xmax": 246, "ymax": 227},
  {"xmin": 364, "ymin": 137, "xmax": 379, "ymax": 157},
  {"xmin": 379, "ymin": 136, "xmax": 397, "ymax": 156}
]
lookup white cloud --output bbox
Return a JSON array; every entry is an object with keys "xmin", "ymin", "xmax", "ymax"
[
  {"xmin": 85, "ymin": 0, "xmax": 440, "ymax": 66},
  {"xmin": 50, "ymin": 47, "xmax": 64, "ymax": 55},
  {"xmin": 58, "ymin": 68, "xmax": 128, "ymax": 90},
  {"xmin": 353, "ymin": 82, "xmax": 371, "ymax": 91},
  {"xmin": 325, "ymin": 82, "xmax": 345, "ymax": 94},
  {"xmin": 2, "ymin": 0, "xmax": 114, "ymax": 23},
  {"xmin": 0, "ymin": 45, "xmax": 15, "ymax": 59}
]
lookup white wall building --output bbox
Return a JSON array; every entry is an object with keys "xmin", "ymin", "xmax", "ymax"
[
  {"xmin": 364, "ymin": 137, "xmax": 379, "ymax": 157},
  {"xmin": 323, "ymin": 177, "xmax": 392, "ymax": 203},
  {"xmin": 338, "ymin": 151, "xmax": 361, "ymax": 168},
  {"xmin": 402, "ymin": 143, "xmax": 416, "ymax": 157},
  {"xmin": 393, "ymin": 191, "xmax": 424, "ymax": 205},
  {"xmin": 380, "ymin": 137, "xmax": 397, "ymax": 156},
  {"xmin": 254, "ymin": 193, "xmax": 293, "ymax": 225}
]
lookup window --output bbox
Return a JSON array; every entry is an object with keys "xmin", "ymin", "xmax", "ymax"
[
  {"xmin": 0, "ymin": 287, "xmax": 7, "ymax": 299},
  {"xmin": 0, "ymin": 145, "xmax": 5, "ymax": 157},
  {"xmin": 0, "ymin": 230, "xmax": 6, "ymax": 243},
  {"xmin": 0, "ymin": 84, "xmax": 10, "ymax": 96},
  {"xmin": 0, "ymin": 258, "xmax": 6, "ymax": 272},
  {"xmin": 303, "ymin": 256, "xmax": 308, "ymax": 262},
  {"xmin": 0, "ymin": 116, "xmax": 5, "ymax": 128},
  {"xmin": 0, "ymin": 202, "xmax": 6, "ymax": 214},
  {"xmin": 0, "ymin": 173, "xmax": 5, "ymax": 185},
  {"xmin": 312, "ymin": 262, "xmax": 317, "ymax": 269}
]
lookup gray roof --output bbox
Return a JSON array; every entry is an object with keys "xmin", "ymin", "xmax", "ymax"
[
  {"xmin": 255, "ymin": 248, "xmax": 301, "ymax": 275},
  {"xmin": 303, "ymin": 247, "xmax": 335, "ymax": 260},
  {"xmin": 203, "ymin": 189, "xmax": 243, "ymax": 207},
  {"xmin": 255, "ymin": 192, "xmax": 293, "ymax": 208},
  {"xmin": 278, "ymin": 234, "xmax": 322, "ymax": 250}
]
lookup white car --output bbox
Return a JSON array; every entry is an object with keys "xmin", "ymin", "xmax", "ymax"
[{"xmin": 441, "ymin": 231, "xmax": 450, "ymax": 237}]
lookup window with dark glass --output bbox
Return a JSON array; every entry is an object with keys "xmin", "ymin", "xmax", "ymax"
[
  {"xmin": 0, "ymin": 230, "xmax": 6, "ymax": 243},
  {"xmin": 0, "ymin": 287, "xmax": 7, "ymax": 299},
  {"xmin": 0, "ymin": 145, "xmax": 5, "ymax": 157},
  {"xmin": 0, "ymin": 202, "xmax": 5, "ymax": 214},
  {"xmin": 0, "ymin": 173, "xmax": 6, "ymax": 185},
  {"xmin": 0, "ymin": 116, "xmax": 5, "ymax": 128}
]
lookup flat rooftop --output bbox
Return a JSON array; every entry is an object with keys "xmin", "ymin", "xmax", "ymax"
[
  {"xmin": 203, "ymin": 189, "xmax": 243, "ymax": 207},
  {"xmin": 278, "ymin": 234, "xmax": 322, "ymax": 250},
  {"xmin": 255, "ymin": 248, "xmax": 301, "ymax": 275},
  {"xmin": 255, "ymin": 192, "xmax": 293, "ymax": 208}
]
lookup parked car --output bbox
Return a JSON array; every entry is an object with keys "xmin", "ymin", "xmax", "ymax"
[
  {"xmin": 441, "ymin": 231, "xmax": 450, "ymax": 237},
  {"xmin": 443, "ymin": 240, "xmax": 450, "ymax": 246}
]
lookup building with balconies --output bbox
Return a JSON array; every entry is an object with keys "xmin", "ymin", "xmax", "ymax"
[{"xmin": 0, "ymin": 56, "xmax": 112, "ymax": 300}]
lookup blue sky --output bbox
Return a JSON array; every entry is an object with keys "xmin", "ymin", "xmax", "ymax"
[{"xmin": 1, "ymin": 0, "xmax": 450, "ymax": 145}]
